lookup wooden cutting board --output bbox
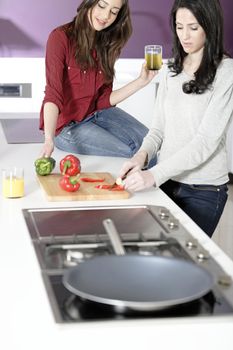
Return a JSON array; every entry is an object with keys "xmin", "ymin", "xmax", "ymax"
[{"xmin": 37, "ymin": 172, "xmax": 130, "ymax": 201}]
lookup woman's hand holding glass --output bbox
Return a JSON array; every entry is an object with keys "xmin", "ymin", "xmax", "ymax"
[{"xmin": 138, "ymin": 63, "xmax": 157, "ymax": 86}]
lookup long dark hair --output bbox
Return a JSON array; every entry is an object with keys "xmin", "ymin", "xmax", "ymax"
[
  {"xmin": 168, "ymin": 0, "xmax": 229, "ymax": 94},
  {"xmin": 62, "ymin": 0, "xmax": 132, "ymax": 82}
]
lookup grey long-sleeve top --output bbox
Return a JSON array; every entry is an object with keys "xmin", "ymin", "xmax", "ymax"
[{"xmin": 139, "ymin": 58, "xmax": 233, "ymax": 187}]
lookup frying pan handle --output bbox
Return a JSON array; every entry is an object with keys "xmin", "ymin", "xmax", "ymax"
[{"xmin": 103, "ymin": 218, "xmax": 126, "ymax": 256}]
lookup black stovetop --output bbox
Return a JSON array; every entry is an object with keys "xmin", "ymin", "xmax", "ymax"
[
  {"xmin": 22, "ymin": 205, "xmax": 233, "ymax": 323},
  {"xmin": 43, "ymin": 273, "xmax": 233, "ymax": 323}
]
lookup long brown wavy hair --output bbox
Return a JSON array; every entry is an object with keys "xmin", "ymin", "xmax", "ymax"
[{"xmin": 62, "ymin": 0, "xmax": 132, "ymax": 82}]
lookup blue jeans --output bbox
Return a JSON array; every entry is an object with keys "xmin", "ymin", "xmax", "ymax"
[
  {"xmin": 160, "ymin": 180, "xmax": 228, "ymax": 237},
  {"xmin": 55, "ymin": 107, "xmax": 156, "ymax": 167}
]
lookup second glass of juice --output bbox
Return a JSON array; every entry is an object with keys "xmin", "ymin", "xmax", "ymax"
[
  {"xmin": 2, "ymin": 167, "xmax": 24, "ymax": 198},
  {"xmin": 145, "ymin": 45, "xmax": 162, "ymax": 70}
]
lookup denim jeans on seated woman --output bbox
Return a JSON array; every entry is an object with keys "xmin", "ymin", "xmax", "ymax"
[
  {"xmin": 160, "ymin": 180, "xmax": 228, "ymax": 237},
  {"xmin": 55, "ymin": 107, "xmax": 156, "ymax": 167}
]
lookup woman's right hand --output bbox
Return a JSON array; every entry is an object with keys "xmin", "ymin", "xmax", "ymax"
[
  {"xmin": 40, "ymin": 102, "xmax": 59, "ymax": 157},
  {"xmin": 40, "ymin": 139, "xmax": 54, "ymax": 158},
  {"xmin": 118, "ymin": 151, "xmax": 148, "ymax": 179}
]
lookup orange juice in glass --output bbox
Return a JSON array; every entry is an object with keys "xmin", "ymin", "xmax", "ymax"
[
  {"xmin": 2, "ymin": 167, "xmax": 24, "ymax": 198},
  {"xmin": 145, "ymin": 45, "xmax": 162, "ymax": 70}
]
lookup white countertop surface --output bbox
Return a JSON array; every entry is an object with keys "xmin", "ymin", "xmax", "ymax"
[{"xmin": 0, "ymin": 120, "xmax": 233, "ymax": 350}]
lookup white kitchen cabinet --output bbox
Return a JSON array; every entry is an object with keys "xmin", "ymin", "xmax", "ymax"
[
  {"xmin": 113, "ymin": 58, "xmax": 159, "ymax": 128},
  {"xmin": 113, "ymin": 80, "xmax": 158, "ymax": 129},
  {"xmin": 0, "ymin": 58, "xmax": 45, "ymax": 113}
]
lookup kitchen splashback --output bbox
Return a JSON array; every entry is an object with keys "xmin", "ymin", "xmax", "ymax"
[{"xmin": 1, "ymin": 1, "xmax": 232, "ymax": 58}]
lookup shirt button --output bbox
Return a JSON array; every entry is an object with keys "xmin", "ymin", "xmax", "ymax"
[
  {"xmin": 68, "ymin": 66, "xmax": 70, "ymax": 70},
  {"xmin": 99, "ymin": 70, "xmax": 102, "ymax": 74},
  {"xmin": 83, "ymin": 70, "xmax": 86, "ymax": 74}
]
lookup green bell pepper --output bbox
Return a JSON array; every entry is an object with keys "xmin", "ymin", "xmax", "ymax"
[{"xmin": 34, "ymin": 157, "xmax": 56, "ymax": 176}]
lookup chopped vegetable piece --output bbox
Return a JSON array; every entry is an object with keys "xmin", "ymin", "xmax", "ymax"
[
  {"xmin": 80, "ymin": 177, "xmax": 105, "ymax": 182},
  {"xmin": 115, "ymin": 177, "xmax": 124, "ymax": 186},
  {"xmin": 110, "ymin": 185, "xmax": 124, "ymax": 191},
  {"xmin": 95, "ymin": 184, "xmax": 112, "ymax": 189},
  {"xmin": 95, "ymin": 184, "xmax": 124, "ymax": 191}
]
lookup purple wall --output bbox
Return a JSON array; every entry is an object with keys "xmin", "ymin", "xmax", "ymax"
[{"xmin": 0, "ymin": 0, "xmax": 232, "ymax": 58}]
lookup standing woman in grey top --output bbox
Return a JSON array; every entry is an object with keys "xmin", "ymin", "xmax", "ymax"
[{"xmin": 119, "ymin": 0, "xmax": 233, "ymax": 237}]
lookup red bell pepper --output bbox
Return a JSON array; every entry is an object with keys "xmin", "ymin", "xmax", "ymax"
[
  {"xmin": 60, "ymin": 154, "xmax": 81, "ymax": 176},
  {"xmin": 59, "ymin": 175, "xmax": 80, "ymax": 192}
]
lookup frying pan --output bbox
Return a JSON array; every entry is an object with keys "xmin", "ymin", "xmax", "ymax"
[{"xmin": 63, "ymin": 218, "xmax": 215, "ymax": 311}]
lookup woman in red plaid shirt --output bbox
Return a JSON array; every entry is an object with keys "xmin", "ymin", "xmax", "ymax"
[{"xmin": 39, "ymin": 0, "xmax": 157, "ymax": 168}]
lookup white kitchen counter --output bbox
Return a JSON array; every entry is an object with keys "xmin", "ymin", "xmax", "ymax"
[{"xmin": 0, "ymin": 120, "xmax": 233, "ymax": 350}]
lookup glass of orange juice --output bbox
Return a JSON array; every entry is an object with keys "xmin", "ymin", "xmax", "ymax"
[
  {"xmin": 2, "ymin": 167, "xmax": 24, "ymax": 198},
  {"xmin": 145, "ymin": 45, "xmax": 162, "ymax": 70}
]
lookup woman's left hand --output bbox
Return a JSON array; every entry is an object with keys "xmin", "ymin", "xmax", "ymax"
[
  {"xmin": 139, "ymin": 63, "xmax": 158, "ymax": 86},
  {"xmin": 123, "ymin": 170, "xmax": 156, "ymax": 192}
]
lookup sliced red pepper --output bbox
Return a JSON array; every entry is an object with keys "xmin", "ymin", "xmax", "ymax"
[
  {"xmin": 80, "ymin": 177, "xmax": 105, "ymax": 182},
  {"xmin": 110, "ymin": 185, "xmax": 124, "ymax": 191},
  {"xmin": 60, "ymin": 154, "xmax": 81, "ymax": 176},
  {"xmin": 59, "ymin": 175, "xmax": 80, "ymax": 192},
  {"xmin": 95, "ymin": 184, "xmax": 124, "ymax": 191},
  {"xmin": 95, "ymin": 184, "xmax": 112, "ymax": 189}
]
